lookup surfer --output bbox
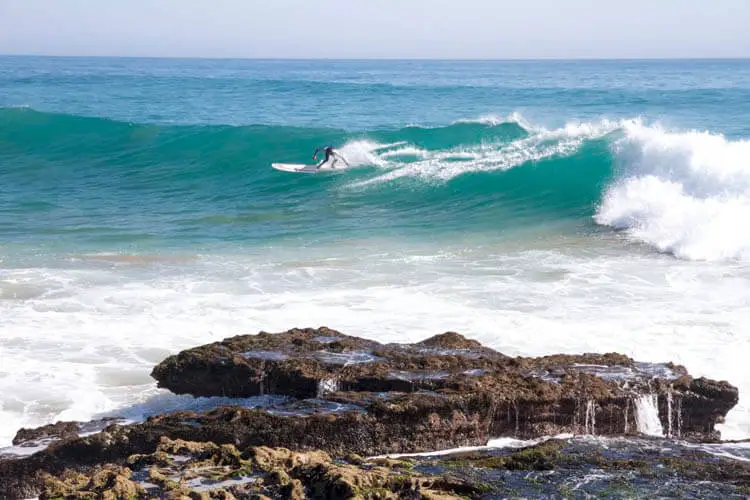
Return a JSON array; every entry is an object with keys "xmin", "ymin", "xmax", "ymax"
[{"xmin": 313, "ymin": 146, "xmax": 350, "ymax": 169}]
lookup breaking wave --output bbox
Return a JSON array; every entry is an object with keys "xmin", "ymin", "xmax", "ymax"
[{"xmin": 2, "ymin": 107, "xmax": 749, "ymax": 260}]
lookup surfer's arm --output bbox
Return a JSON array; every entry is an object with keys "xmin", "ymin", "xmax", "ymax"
[{"xmin": 312, "ymin": 148, "xmax": 322, "ymax": 159}]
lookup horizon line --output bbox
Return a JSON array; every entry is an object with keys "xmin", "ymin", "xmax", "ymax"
[{"xmin": 1, "ymin": 53, "xmax": 749, "ymax": 62}]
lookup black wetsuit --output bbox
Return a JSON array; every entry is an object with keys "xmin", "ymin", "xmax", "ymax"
[{"xmin": 315, "ymin": 146, "xmax": 339, "ymax": 168}]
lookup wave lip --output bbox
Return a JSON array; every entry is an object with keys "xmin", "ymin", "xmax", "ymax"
[
  {"xmin": 596, "ymin": 123, "xmax": 750, "ymax": 261},
  {"xmin": 453, "ymin": 111, "xmax": 531, "ymax": 128}
]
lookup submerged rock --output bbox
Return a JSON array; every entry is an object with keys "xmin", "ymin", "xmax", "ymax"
[{"xmin": 426, "ymin": 436, "xmax": 750, "ymax": 498}]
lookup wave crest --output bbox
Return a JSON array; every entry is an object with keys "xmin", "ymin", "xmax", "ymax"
[
  {"xmin": 596, "ymin": 123, "xmax": 750, "ymax": 261},
  {"xmin": 4, "ymin": 108, "xmax": 750, "ymax": 261}
]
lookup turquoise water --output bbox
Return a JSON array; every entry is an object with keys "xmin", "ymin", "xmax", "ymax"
[
  {"xmin": 1, "ymin": 57, "xmax": 750, "ymax": 253},
  {"xmin": 2, "ymin": 57, "xmax": 750, "ymax": 446}
]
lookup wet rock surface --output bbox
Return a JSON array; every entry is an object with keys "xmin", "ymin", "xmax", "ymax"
[
  {"xmin": 39, "ymin": 436, "xmax": 484, "ymax": 499},
  {"xmin": 151, "ymin": 327, "xmax": 737, "ymax": 442},
  {"xmin": 0, "ymin": 327, "xmax": 742, "ymax": 498},
  {"xmin": 151, "ymin": 328, "xmax": 507, "ymax": 399},
  {"xmin": 34, "ymin": 437, "xmax": 750, "ymax": 499},
  {"xmin": 423, "ymin": 437, "xmax": 750, "ymax": 499},
  {"xmin": 8, "ymin": 418, "xmax": 126, "ymax": 454}
]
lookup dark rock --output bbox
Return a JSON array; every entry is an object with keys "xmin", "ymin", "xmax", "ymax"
[
  {"xmin": 417, "ymin": 331, "xmax": 484, "ymax": 349},
  {"xmin": 431, "ymin": 437, "xmax": 750, "ymax": 498},
  {"xmin": 9, "ymin": 417, "xmax": 126, "ymax": 452},
  {"xmin": 0, "ymin": 327, "xmax": 740, "ymax": 498},
  {"xmin": 677, "ymin": 377, "xmax": 740, "ymax": 441},
  {"xmin": 12, "ymin": 421, "xmax": 80, "ymax": 447},
  {"xmin": 150, "ymin": 327, "xmax": 507, "ymax": 398},
  {"xmin": 150, "ymin": 327, "xmax": 737, "ymax": 442}
]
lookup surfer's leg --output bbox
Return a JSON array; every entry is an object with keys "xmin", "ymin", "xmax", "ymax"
[{"xmin": 318, "ymin": 152, "xmax": 332, "ymax": 169}]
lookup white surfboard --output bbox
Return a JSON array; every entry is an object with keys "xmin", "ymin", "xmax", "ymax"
[{"xmin": 272, "ymin": 163, "xmax": 340, "ymax": 174}]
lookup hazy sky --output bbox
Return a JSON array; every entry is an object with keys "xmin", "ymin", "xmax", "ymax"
[{"xmin": 1, "ymin": 0, "xmax": 748, "ymax": 59}]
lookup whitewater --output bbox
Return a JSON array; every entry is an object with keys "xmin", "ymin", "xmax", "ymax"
[{"xmin": 1, "ymin": 57, "xmax": 750, "ymax": 449}]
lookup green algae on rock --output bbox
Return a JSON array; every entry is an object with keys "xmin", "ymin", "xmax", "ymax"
[
  {"xmin": 36, "ymin": 436, "xmax": 750, "ymax": 499},
  {"xmin": 40, "ymin": 436, "xmax": 483, "ymax": 499}
]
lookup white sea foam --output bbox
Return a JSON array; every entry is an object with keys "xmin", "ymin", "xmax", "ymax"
[
  {"xmin": 1, "ymin": 234, "xmax": 750, "ymax": 446},
  {"xmin": 370, "ymin": 434, "xmax": 574, "ymax": 458},
  {"xmin": 337, "ymin": 140, "xmax": 388, "ymax": 167},
  {"xmin": 454, "ymin": 114, "xmax": 506, "ymax": 126},
  {"xmin": 342, "ymin": 116, "xmax": 750, "ymax": 263},
  {"xmin": 634, "ymin": 395, "xmax": 664, "ymax": 437},
  {"xmin": 596, "ymin": 123, "xmax": 750, "ymax": 261},
  {"xmin": 379, "ymin": 146, "xmax": 429, "ymax": 159},
  {"xmin": 347, "ymin": 117, "xmax": 621, "ymax": 187},
  {"xmin": 454, "ymin": 111, "xmax": 532, "ymax": 129}
]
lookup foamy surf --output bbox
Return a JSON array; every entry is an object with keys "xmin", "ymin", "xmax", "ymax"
[
  {"xmin": 2, "ymin": 237, "xmax": 750, "ymax": 446},
  {"xmin": 345, "ymin": 117, "xmax": 620, "ymax": 187},
  {"xmin": 337, "ymin": 116, "xmax": 750, "ymax": 264},
  {"xmin": 597, "ymin": 123, "xmax": 750, "ymax": 261}
]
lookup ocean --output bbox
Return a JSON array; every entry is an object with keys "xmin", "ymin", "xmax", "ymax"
[{"xmin": 1, "ymin": 56, "xmax": 750, "ymax": 448}]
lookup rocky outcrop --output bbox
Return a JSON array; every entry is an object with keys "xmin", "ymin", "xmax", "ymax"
[
  {"xmin": 12, "ymin": 422, "xmax": 81, "ymax": 447},
  {"xmin": 0, "ymin": 395, "xmax": 494, "ymax": 498},
  {"xmin": 151, "ymin": 328, "xmax": 507, "ymax": 399},
  {"xmin": 9, "ymin": 417, "xmax": 124, "ymax": 453},
  {"xmin": 152, "ymin": 327, "xmax": 738, "ymax": 441},
  {"xmin": 0, "ymin": 327, "xmax": 741, "ymax": 498}
]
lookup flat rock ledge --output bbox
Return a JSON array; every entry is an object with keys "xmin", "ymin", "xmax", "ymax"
[
  {"xmin": 0, "ymin": 327, "xmax": 740, "ymax": 499},
  {"xmin": 150, "ymin": 327, "xmax": 736, "ymax": 443}
]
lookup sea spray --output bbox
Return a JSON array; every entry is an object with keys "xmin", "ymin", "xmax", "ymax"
[
  {"xmin": 624, "ymin": 399, "xmax": 630, "ymax": 434},
  {"xmin": 349, "ymin": 119, "xmax": 619, "ymax": 186},
  {"xmin": 597, "ymin": 123, "xmax": 750, "ymax": 261},
  {"xmin": 317, "ymin": 378, "xmax": 340, "ymax": 397},
  {"xmin": 585, "ymin": 400, "xmax": 597, "ymax": 435},
  {"xmin": 634, "ymin": 395, "xmax": 664, "ymax": 437}
]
